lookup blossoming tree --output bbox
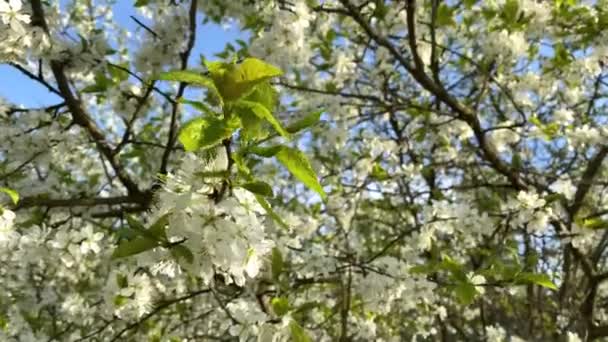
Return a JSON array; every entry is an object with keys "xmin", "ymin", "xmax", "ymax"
[{"xmin": 1, "ymin": 0, "xmax": 608, "ymax": 341}]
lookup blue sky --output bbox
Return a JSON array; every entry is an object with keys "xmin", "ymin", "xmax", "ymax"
[{"xmin": 0, "ymin": 2, "xmax": 244, "ymax": 107}]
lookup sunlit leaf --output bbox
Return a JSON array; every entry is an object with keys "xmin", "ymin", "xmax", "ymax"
[
  {"xmin": 240, "ymin": 181, "xmax": 274, "ymax": 197},
  {"xmin": 0, "ymin": 187, "xmax": 19, "ymax": 205},
  {"xmin": 178, "ymin": 116, "xmax": 239, "ymax": 151},
  {"xmin": 286, "ymin": 110, "xmax": 323, "ymax": 134},
  {"xmin": 276, "ymin": 147, "xmax": 326, "ymax": 199}
]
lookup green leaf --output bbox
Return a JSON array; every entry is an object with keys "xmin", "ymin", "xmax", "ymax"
[
  {"xmin": 503, "ymin": 0, "xmax": 520, "ymax": 24},
  {"xmin": 203, "ymin": 60, "xmax": 227, "ymax": 76},
  {"xmin": 82, "ymin": 72, "xmax": 114, "ymax": 93},
  {"xmin": 178, "ymin": 99, "xmax": 215, "ymax": 116},
  {"xmin": 240, "ymin": 181, "xmax": 274, "ymax": 197},
  {"xmin": 0, "ymin": 187, "xmax": 19, "ymax": 205},
  {"xmin": 239, "ymin": 111, "xmax": 268, "ymax": 141},
  {"xmin": 249, "ymin": 145, "xmax": 283, "ymax": 158},
  {"xmin": 289, "ymin": 320, "xmax": 312, "ymax": 342},
  {"xmin": 126, "ymin": 215, "xmax": 146, "ymax": 232},
  {"xmin": 271, "ymin": 297, "xmax": 291, "ymax": 317},
  {"xmin": 108, "ymin": 63, "xmax": 129, "ymax": 82},
  {"xmin": 134, "ymin": 0, "xmax": 149, "ymax": 6},
  {"xmin": 515, "ymin": 272, "xmax": 557, "ymax": 290},
  {"xmin": 148, "ymin": 214, "xmax": 169, "ymax": 242},
  {"xmin": 286, "ymin": 110, "xmax": 323, "ymax": 134},
  {"xmin": 81, "ymin": 84, "xmax": 107, "ymax": 93},
  {"xmin": 156, "ymin": 70, "xmax": 213, "ymax": 87},
  {"xmin": 114, "ymin": 295, "xmax": 129, "ymax": 307},
  {"xmin": 453, "ymin": 282, "xmax": 477, "ymax": 305},
  {"xmin": 370, "ymin": 163, "xmax": 390, "ymax": 181},
  {"xmin": 581, "ymin": 218, "xmax": 608, "ymax": 230},
  {"xmin": 170, "ymin": 244, "xmax": 194, "ymax": 264},
  {"xmin": 156, "ymin": 70, "xmax": 222, "ymax": 104},
  {"xmin": 464, "ymin": 0, "xmax": 476, "ymax": 9},
  {"xmin": 276, "ymin": 147, "xmax": 326, "ymax": 200},
  {"xmin": 236, "ymin": 100, "xmax": 290, "ymax": 138},
  {"xmin": 271, "ymin": 247, "xmax": 284, "ymax": 281},
  {"xmin": 255, "ymin": 195, "xmax": 289, "ymax": 230},
  {"xmin": 112, "ymin": 237, "xmax": 158, "ymax": 259},
  {"xmin": 511, "ymin": 152, "xmax": 523, "ymax": 170},
  {"xmin": 245, "ymin": 81, "xmax": 279, "ymax": 111},
  {"xmin": 409, "ymin": 263, "xmax": 437, "ymax": 275},
  {"xmin": 440, "ymin": 255, "xmax": 466, "ymax": 280},
  {"xmin": 235, "ymin": 58, "xmax": 283, "ymax": 82},
  {"xmin": 116, "ymin": 273, "xmax": 128, "ymax": 288},
  {"xmin": 213, "ymin": 58, "xmax": 283, "ymax": 101},
  {"xmin": 178, "ymin": 116, "xmax": 239, "ymax": 152},
  {"xmin": 436, "ymin": 4, "xmax": 455, "ymax": 26}
]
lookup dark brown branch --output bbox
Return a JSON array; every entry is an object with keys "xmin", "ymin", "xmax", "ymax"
[
  {"xmin": 338, "ymin": 0, "xmax": 526, "ymax": 190},
  {"xmin": 158, "ymin": 0, "xmax": 198, "ymax": 176},
  {"xmin": 569, "ymin": 146, "xmax": 608, "ymax": 218},
  {"xmin": 16, "ymin": 195, "xmax": 147, "ymax": 210},
  {"xmin": 109, "ymin": 288, "xmax": 211, "ymax": 341},
  {"xmin": 8, "ymin": 62, "xmax": 62, "ymax": 97},
  {"xmin": 30, "ymin": 0, "xmax": 144, "ymax": 199}
]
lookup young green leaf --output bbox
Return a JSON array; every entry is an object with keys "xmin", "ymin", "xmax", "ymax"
[
  {"xmin": 271, "ymin": 297, "xmax": 291, "ymax": 317},
  {"xmin": 178, "ymin": 116, "xmax": 239, "ymax": 152},
  {"xmin": 126, "ymin": 214, "xmax": 146, "ymax": 232},
  {"xmin": 156, "ymin": 70, "xmax": 213, "ymax": 87},
  {"xmin": 249, "ymin": 145, "xmax": 283, "ymax": 158},
  {"xmin": 245, "ymin": 81, "xmax": 279, "ymax": 111},
  {"xmin": 515, "ymin": 272, "xmax": 558, "ymax": 290},
  {"xmin": 271, "ymin": 247, "xmax": 284, "ymax": 281},
  {"xmin": 112, "ymin": 237, "xmax": 158, "ymax": 259},
  {"xmin": 0, "ymin": 187, "xmax": 19, "ymax": 205},
  {"xmin": 236, "ymin": 100, "xmax": 290, "ymax": 138},
  {"xmin": 108, "ymin": 63, "xmax": 129, "ymax": 82},
  {"xmin": 148, "ymin": 214, "xmax": 169, "ymax": 242},
  {"xmin": 580, "ymin": 218, "xmax": 608, "ymax": 230},
  {"xmin": 237, "ymin": 58, "xmax": 283, "ymax": 81},
  {"xmin": 370, "ymin": 163, "xmax": 390, "ymax": 181},
  {"xmin": 255, "ymin": 195, "xmax": 289, "ymax": 230},
  {"xmin": 286, "ymin": 110, "xmax": 323, "ymax": 133},
  {"xmin": 178, "ymin": 99, "xmax": 215, "ymax": 116},
  {"xmin": 289, "ymin": 321, "xmax": 312, "ymax": 342},
  {"xmin": 239, "ymin": 111, "xmax": 268, "ymax": 141},
  {"xmin": 240, "ymin": 181, "xmax": 274, "ymax": 197},
  {"xmin": 156, "ymin": 70, "xmax": 222, "ymax": 104},
  {"xmin": 212, "ymin": 58, "xmax": 283, "ymax": 102},
  {"xmin": 276, "ymin": 147, "xmax": 326, "ymax": 200},
  {"xmin": 170, "ymin": 244, "xmax": 194, "ymax": 264},
  {"xmin": 453, "ymin": 282, "xmax": 478, "ymax": 305}
]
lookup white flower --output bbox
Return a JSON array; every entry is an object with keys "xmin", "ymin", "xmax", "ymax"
[
  {"xmin": 334, "ymin": 52, "xmax": 356, "ymax": 86},
  {"xmin": 226, "ymin": 299, "xmax": 267, "ymax": 326},
  {"xmin": 566, "ymin": 331, "xmax": 582, "ymax": 342},
  {"xmin": 47, "ymin": 230, "xmax": 72, "ymax": 249},
  {"xmin": 551, "ymin": 179, "xmax": 576, "ymax": 201},
  {"xmin": 0, "ymin": 209, "xmax": 17, "ymax": 247},
  {"xmin": 485, "ymin": 325, "xmax": 507, "ymax": 342},
  {"xmin": 0, "ymin": 208, "xmax": 16, "ymax": 231},
  {"xmin": 528, "ymin": 209, "xmax": 551, "ymax": 233},
  {"xmin": 516, "ymin": 191, "xmax": 546, "ymax": 209},
  {"xmin": 554, "ymin": 108, "xmax": 574, "ymax": 124},
  {"xmin": 79, "ymin": 226, "xmax": 104, "ymax": 254},
  {"xmin": 490, "ymin": 123, "xmax": 520, "ymax": 153},
  {"xmin": 61, "ymin": 294, "xmax": 85, "ymax": 317},
  {"xmin": 568, "ymin": 124, "xmax": 601, "ymax": 147},
  {"xmin": 416, "ymin": 227, "xmax": 434, "ymax": 251},
  {"xmin": 467, "ymin": 272, "xmax": 486, "ymax": 295},
  {"xmin": 0, "ymin": 0, "xmax": 31, "ymax": 36}
]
